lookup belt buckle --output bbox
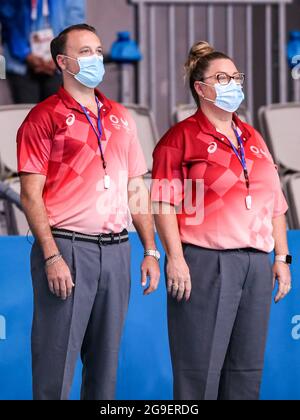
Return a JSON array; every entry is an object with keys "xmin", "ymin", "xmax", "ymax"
[
  {"xmin": 98, "ymin": 233, "xmax": 104, "ymax": 246},
  {"xmin": 110, "ymin": 233, "xmax": 115, "ymax": 245}
]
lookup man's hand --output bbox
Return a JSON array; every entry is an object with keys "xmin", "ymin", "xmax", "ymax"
[
  {"xmin": 45, "ymin": 258, "xmax": 75, "ymax": 300},
  {"xmin": 273, "ymin": 262, "xmax": 292, "ymax": 303},
  {"xmin": 141, "ymin": 257, "xmax": 160, "ymax": 296},
  {"xmin": 167, "ymin": 256, "xmax": 191, "ymax": 302}
]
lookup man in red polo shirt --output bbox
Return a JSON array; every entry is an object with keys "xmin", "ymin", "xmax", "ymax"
[{"xmin": 17, "ymin": 23, "xmax": 160, "ymax": 400}]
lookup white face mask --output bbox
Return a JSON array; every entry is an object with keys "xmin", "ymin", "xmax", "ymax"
[
  {"xmin": 200, "ymin": 79, "xmax": 245, "ymax": 113},
  {"xmin": 64, "ymin": 54, "xmax": 105, "ymax": 88}
]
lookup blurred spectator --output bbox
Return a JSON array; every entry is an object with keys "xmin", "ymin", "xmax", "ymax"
[{"xmin": 0, "ymin": 0, "xmax": 86, "ymax": 104}]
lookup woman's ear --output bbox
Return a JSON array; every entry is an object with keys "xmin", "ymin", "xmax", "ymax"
[{"xmin": 194, "ymin": 82, "xmax": 205, "ymax": 99}]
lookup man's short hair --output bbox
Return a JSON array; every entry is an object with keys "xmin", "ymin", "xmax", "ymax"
[{"xmin": 50, "ymin": 23, "xmax": 97, "ymax": 71}]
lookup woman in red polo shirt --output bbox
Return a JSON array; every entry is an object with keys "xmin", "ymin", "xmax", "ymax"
[{"xmin": 152, "ymin": 41, "xmax": 292, "ymax": 400}]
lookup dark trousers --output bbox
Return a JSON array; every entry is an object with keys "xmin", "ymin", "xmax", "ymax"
[
  {"xmin": 7, "ymin": 71, "xmax": 61, "ymax": 104},
  {"xmin": 167, "ymin": 245, "xmax": 273, "ymax": 401},
  {"xmin": 30, "ymin": 237, "xmax": 131, "ymax": 400}
]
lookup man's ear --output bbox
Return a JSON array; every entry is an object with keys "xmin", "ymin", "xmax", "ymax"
[{"xmin": 56, "ymin": 55, "xmax": 66, "ymax": 72}]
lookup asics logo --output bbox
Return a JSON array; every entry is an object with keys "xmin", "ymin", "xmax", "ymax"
[
  {"xmin": 208, "ymin": 142, "xmax": 218, "ymax": 154},
  {"xmin": 66, "ymin": 113, "xmax": 75, "ymax": 126}
]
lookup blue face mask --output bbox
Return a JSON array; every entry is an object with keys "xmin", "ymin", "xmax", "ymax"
[
  {"xmin": 201, "ymin": 79, "xmax": 245, "ymax": 113},
  {"xmin": 65, "ymin": 54, "xmax": 105, "ymax": 88}
]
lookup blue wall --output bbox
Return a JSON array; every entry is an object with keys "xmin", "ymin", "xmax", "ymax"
[{"xmin": 0, "ymin": 232, "xmax": 300, "ymax": 400}]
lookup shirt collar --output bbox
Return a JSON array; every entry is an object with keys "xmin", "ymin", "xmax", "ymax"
[
  {"xmin": 194, "ymin": 107, "xmax": 251, "ymax": 142},
  {"xmin": 57, "ymin": 86, "xmax": 112, "ymax": 116}
]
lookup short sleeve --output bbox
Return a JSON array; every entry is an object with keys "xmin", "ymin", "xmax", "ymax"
[
  {"xmin": 254, "ymin": 129, "xmax": 276, "ymax": 164},
  {"xmin": 151, "ymin": 127, "xmax": 185, "ymax": 206},
  {"xmin": 127, "ymin": 116, "xmax": 148, "ymax": 178},
  {"xmin": 254, "ymin": 129, "xmax": 289, "ymax": 217},
  {"xmin": 273, "ymin": 185, "xmax": 289, "ymax": 218},
  {"xmin": 17, "ymin": 121, "xmax": 52, "ymax": 176},
  {"xmin": 272, "ymin": 166, "xmax": 289, "ymax": 218}
]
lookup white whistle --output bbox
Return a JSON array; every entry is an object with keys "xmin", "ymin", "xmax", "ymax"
[
  {"xmin": 104, "ymin": 175, "xmax": 110, "ymax": 190},
  {"xmin": 246, "ymin": 195, "xmax": 252, "ymax": 210}
]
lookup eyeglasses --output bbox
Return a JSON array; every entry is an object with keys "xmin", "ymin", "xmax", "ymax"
[{"xmin": 202, "ymin": 72, "xmax": 245, "ymax": 86}]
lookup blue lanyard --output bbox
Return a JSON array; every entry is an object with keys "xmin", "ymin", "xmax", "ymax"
[
  {"xmin": 80, "ymin": 98, "xmax": 107, "ymax": 172},
  {"xmin": 228, "ymin": 127, "xmax": 250, "ymax": 190}
]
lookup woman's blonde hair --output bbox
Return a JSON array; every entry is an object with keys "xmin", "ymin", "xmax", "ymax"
[{"xmin": 184, "ymin": 41, "xmax": 231, "ymax": 107}]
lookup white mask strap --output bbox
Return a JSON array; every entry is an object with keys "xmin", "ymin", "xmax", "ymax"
[
  {"xmin": 198, "ymin": 81, "xmax": 215, "ymax": 88},
  {"xmin": 62, "ymin": 54, "xmax": 78, "ymax": 62},
  {"xmin": 61, "ymin": 55, "xmax": 78, "ymax": 76},
  {"xmin": 202, "ymin": 96, "xmax": 216, "ymax": 104},
  {"xmin": 196, "ymin": 81, "xmax": 216, "ymax": 103},
  {"xmin": 65, "ymin": 69, "xmax": 77, "ymax": 76}
]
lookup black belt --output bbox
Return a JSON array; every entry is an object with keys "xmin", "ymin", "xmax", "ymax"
[
  {"xmin": 51, "ymin": 228, "xmax": 129, "ymax": 246},
  {"xmin": 183, "ymin": 244, "xmax": 267, "ymax": 254},
  {"xmin": 222, "ymin": 247, "xmax": 267, "ymax": 254}
]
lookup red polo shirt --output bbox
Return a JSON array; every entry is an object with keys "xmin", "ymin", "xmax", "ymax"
[
  {"xmin": 151, "ymin": 108, "xmax": 288, "ymax": 253},
  {"xmin": 17, "ymin": 87, "xmax": 148, "ymax": 234}
]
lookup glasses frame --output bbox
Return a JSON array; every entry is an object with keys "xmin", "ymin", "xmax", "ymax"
[{"xmin": 202, "ymin": 72, "xmax": 246, "ymax": 86}]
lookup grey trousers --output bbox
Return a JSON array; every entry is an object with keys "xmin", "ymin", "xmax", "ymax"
[
  {"xmin": 167, "ymin": 245, "xmax": 273, "ymax": 401},
  {"xmin": 30, "ymin": 237, "xmax": 131, "ymax": 400}
]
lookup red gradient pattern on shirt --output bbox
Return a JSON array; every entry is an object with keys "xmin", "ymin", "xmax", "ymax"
[
  {"xmin": 151, "ymin": 109, "xmax": 288, "ymax": 253},
  {"xmin": 17, "ymin": 88, "xmax": 148, "ymax": 234}
]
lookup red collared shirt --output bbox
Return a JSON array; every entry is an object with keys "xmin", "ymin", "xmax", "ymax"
[
  {"xmin": 17, "ymin": 87, "xmax": 148, "ymax": 234},
  {"xmin": 151, "ymin": 108, "xmax": 288, "ymax": 253}
]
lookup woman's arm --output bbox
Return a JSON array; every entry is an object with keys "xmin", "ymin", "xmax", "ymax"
[
  {"xmin": 272, "ymin": 214, "xmax": 291, "ymax": 303},
  {"xmin": 154, "ymin": 202, "xmax": 191, "ymax": 301}
]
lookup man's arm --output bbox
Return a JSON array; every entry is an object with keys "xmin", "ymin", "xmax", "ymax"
[
  {"xmin": 20, "ymin": 173, "xmax": 59, "ymax": 258},
  {"xmin": 128, "ymin": 176, "xmax": 160, "ymax": 296},
  {"xmin": 20, "ymin": 173, "xmax": 74, "ymax": 300}
]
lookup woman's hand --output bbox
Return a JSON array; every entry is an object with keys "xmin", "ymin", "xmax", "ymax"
[
  {"xmin": 273, "ymin": 262, "xmax": 291, "ymax": 303},
  {"xmin": 167, "ymin": 256, "xmax": 192, "ymax": 302}
]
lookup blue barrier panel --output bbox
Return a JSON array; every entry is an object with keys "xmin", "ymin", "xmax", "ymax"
[
  {"xmin": 0, "ymin": 232, "xmax": 299, "ymax": 400},
  {"xmin": 260, "ymin": 230, "xmax": 300, "ymax": 400}
]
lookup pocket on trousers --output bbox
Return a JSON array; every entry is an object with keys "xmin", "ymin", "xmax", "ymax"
[
  {"xmin": 267, "ymin": 255, "xmax": 274, "ymax": 288},
  {"xmin": 182, "ymin": 243, "xmax": 189, "ymax": 258},
  {"xmin": 183, "ymin": 245, "xmax": 222, "ymax": 291},
  {"xmin": 69, "ymin": 242, "xmax": 77, "ymax": 285},
  {"xmin": 30, "ymin": 240, "xmax": 44, "ymax": 274},
  {"xmin": 51, "ymin": 237, "xmax": 77, "ymax": 284}
]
